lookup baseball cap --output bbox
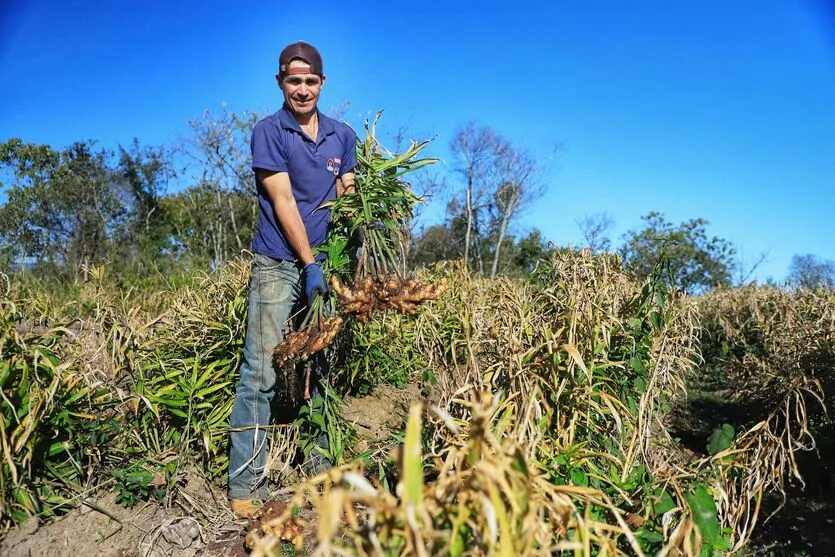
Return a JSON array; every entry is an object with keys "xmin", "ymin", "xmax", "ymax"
[{"xmin": 278, "ymin": 41, "xmax": 324, "ymax": 77}]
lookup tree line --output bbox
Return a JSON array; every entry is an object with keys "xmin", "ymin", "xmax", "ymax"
[
  {"xmin": 1, "ymin": 108, "xmax": 832, "ymax": 292},
  {"xmin": 0, "ymin": 108, "xmax": 260, "ymax": 281}
]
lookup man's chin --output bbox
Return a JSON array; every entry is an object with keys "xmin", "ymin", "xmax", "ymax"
[{"xmin": 289, "ymin": 104, "xmax": 316, "ymax": 116}]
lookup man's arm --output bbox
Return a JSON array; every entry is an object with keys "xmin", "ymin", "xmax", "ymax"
[
  {"xmin": 336, "ymin": 171, "xmax": 355, "ymax": 197},
  {"xmin": 258, "ymin": 169, "xmax": 315, "ymax": 265}
]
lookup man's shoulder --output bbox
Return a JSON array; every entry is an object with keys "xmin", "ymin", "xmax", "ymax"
[
  {"xmin": 252, "ymin": 112, "xmax": 290, "ymax": 149},
  {"xmin": 253, "ymin": 112, "xmax": 281, "ymax": 133}
]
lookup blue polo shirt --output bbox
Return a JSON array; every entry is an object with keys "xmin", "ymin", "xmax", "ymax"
[{"xmin": 250, "ymin": 104, "xmax": 357, "ymax": 261}]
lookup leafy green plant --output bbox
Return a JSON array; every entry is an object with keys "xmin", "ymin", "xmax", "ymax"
[
  {"xmin": 112, "ymin": 465, "xmax": 165, "ymax": 508},
  {"xmin": 707, "ymin": 424, "xmax": 735, "ymax": 456},
  {"xmin": 686, "ymin": 484, "xmax": 732, "ymax": 554},
  {"xmin": 0, "ymin": 274, "xmax": 112, "ymax": 525},
  {"xmin": 294, "ymin": 383, "xmax": 351, "ymax": 466},
  {"xmin": 342, "ymin": 313, "xmax": 424, "ymax": 395},
  {"xmin": 322, "ymin": 112, "xmax": 437, "ymax": 280}
]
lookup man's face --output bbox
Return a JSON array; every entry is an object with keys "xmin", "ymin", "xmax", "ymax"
[{"xmin": 277, "ymin": 59, "xmax": 325, "ymax": 117}]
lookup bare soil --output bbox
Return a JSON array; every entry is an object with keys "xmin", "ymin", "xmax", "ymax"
[
  {"xmin": 1, "ymin": 493, "xmax": 201, "ymax": 557},
  {"xmin": 341, "ymin": 382, "xmax": 422, "ymax": 441}
]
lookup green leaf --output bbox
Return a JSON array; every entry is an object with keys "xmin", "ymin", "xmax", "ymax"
[
  {"xmin": 569, "ymin": 468, "xmax": 588, "ymax": 487},
  {"xmin": 629, "ymin": 355, "xmax": 646, "ymax": 374},
  {"xmin": 195, "ymin": 381, "xmax": 231, "ymax": 399},
  {"xmin": 636, "ymin": 528, "xmax": 664, "ymax": 543},
  {"xmin": 654, "ymin": 290, "xmax": 666, "ymax": 309},
  {"xmin": 649, "ymin": 311, "xmax": 662, "ymax": 329},
  {"xmin": 706, "ymin": 423, "xmax": 735, "ymax": 456},
  {"xmin": 450, "ymin": 526, "xmax": 466, "ymax": 557},
  {"xmin": 685, "ymin": 485, "xmax": 726, "ymax": 549},
  {"xmin": 652, "ymin": 488, "xmax": 675, "ymax": 515},
  {"xmin": 402, "ymin": 404, "xmax": 424, "ymax": 509},
  {"xmin": 310, "ymin": 412, "xmax": 326, "ymax": 430}
]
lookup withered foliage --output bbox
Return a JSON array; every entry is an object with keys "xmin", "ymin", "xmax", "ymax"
[
  {"xmin": 251, "ymin": 252, "xmax": 833, "ymax": 556},
  {"xmin": 247, "ymin": 395, "xmax": 643, "ymax": 557},
  {"xmin": 694, "ymin": 286, "xmax": 834, "ymax": 551}
]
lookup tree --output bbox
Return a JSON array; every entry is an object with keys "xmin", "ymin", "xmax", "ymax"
[
  {"xmin": 0, "ymin": 139, "xmax": 128, "ymax": 277},
  {"xmin": 620, "ymin": 212, "xmax": 735, "ymax": 293},
  {"xmin": 410, "ymin": 223, "xmax": 463, "ymax": 268},
  {"xmin": 115, "ymin": 140, "xmax": 176, "ymax": 271},
  {"xmin": 179, "ymin": 107, "xmax": 263, "ymax": 262},
  {"xmin": 511, "ymin": 229, "xmax": 555, "ymax": 274},
  {"xmin": 733, "ymin": 248, "xmax": 769, "ymax": 286},
  {"xmin": 787, "ymin": 254, "xmax": 835, "ymax": 290},
  {"xmin": 449, "ymin": 122, "xmax": 551, "ymax": 276},
  {"xmin": 577, "ymin": 212, "xmax": 614, "ymax": 253},
  {"xmin": 486, "ymin": 139, "xmax": 548, "ymax": 277},
  {"xmin": 449, "ymin": 122, "xmax": 507, "ymax": 273},
  {"xmin": 409, "ymin": 206, "xmax": 555, "ymax": 276},
  {"xmin": 0, "ymin": 137, "xmax": 180, "ymax": 278},
  {"xmin": 160, "ymin": 182, "xmax": 256, "ymax": 268}
]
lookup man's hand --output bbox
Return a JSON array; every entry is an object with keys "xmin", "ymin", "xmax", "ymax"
[
  {"xmin": 336, "ymin": 172, "xmax": 356, "ymax": 197},
  {"xmin": 303, "ymin": 263, "xmax": 328, "ymax": 305}
]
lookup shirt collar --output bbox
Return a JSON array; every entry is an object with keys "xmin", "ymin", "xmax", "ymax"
[{"xmin": 277, "ymin": 104, "xmax": 335, "ymax": 139}]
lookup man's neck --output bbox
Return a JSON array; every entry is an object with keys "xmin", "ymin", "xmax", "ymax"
[
  {"xmin": 295, "ymin": 110, "xmax": 319, "ymax": 141},
  {"xmin": 294, "ymin": 111, "xmax": 316, "ymax": 126}
]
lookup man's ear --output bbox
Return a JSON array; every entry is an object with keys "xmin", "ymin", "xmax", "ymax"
[
  {"xmin": 275, "ymin": 73, "xmax": 283, "ymax": 89},
  {"xmin": 320, "ymin": 74, "xmax": 327, "ymax": 86}
]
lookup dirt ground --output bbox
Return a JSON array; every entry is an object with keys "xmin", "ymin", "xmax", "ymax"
[
  {"xmin": 0, "ymin": 468, "xmax": 248, "ymax": 557},
  {"xmin": 341, "ymin": 382, "xmax": 422, "ymax": 441},
  {"xmin": 0, "ymin": 383, "xmax": 419, "ymax": 557}
]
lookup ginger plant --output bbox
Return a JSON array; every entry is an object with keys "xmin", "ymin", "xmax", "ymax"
[{"xmin": 272, "ymin": 112, "xmax": 438, "ymax": 370}]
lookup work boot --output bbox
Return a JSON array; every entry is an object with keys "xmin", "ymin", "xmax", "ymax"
[
  {"xmin": 302, "ymin": 431, "xmax": 332, "ymax": 476},
  {"xmin": 230, "ymin": 498, "xmax": 264, "ymax": 518},
  {"xmin": 302, "ymin": 449, "xmax": 332, "ymax": 476}
]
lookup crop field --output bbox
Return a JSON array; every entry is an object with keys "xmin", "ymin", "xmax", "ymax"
[
  {"xmin": 1, "ymin": 247, "xmax": 833, "ymax": 555},
  {"xmin": 0, "ymin": 121, "xmax": 833, "ymax": 556}
]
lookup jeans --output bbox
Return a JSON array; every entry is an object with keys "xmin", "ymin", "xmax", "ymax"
[{"xmin": 228, "ymin": 254, "xmax": 302, "ymax": 500}]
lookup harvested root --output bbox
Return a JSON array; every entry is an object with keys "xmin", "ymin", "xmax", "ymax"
[
  {"xmin": 276, "ymin": 361, "xmax": 301, "ymax": 406},
  {"xmin": 245, "ymin": 516, "xmax": 305, "ymax": 553},
  {"xmin": 272, "ymin": 315, "xmax": 345, "ymax": 368},
  {"xmin": 330, "ymin": 275, "xmax": 446, "ymax": 320},
  {"xmin": 271, "ymin": 275, "xmax": 443, "ymax": 372}
]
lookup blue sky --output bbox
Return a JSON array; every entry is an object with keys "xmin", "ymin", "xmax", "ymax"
[{"xmin": 1, "ymin": 0, "xmax": 833, "ymax": 281}]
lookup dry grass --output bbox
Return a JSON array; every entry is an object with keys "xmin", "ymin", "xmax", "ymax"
[
  {"xmin": 692, "ymin": 285, "xmax": 834, "ymax": 551},
  {"xmin": 247, "ymin": 393, "xmax": 642, "ymax": 556}
]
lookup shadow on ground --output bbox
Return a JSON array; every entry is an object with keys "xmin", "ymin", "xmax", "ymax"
[
  {"xmin": 670, "ymin": 389, "xmax": 835, "ymax": 556},
  {"xmin": 744, "ymin": 481, "xmax": 835, "ymax": 555}
]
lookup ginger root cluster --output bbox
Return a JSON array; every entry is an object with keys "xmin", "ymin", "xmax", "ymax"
[
  {"xmin": 272, "ymin": 315, "xmax": 345, "ymax": 367},
  {"xmin": 330, "ymin": 275, "xmax": 446, "ymax": 321}
]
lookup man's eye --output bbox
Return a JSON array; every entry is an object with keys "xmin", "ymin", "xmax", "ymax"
[
  {"xmin": 304, "ymin": 79, "xmax": 320, "ymax": 86},
  {"xmin": 287, "ymin": 78, "xmax": 302, "ymax": 85}
]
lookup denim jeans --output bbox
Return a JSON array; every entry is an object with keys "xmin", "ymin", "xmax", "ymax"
[{"xmin": 228, "ymin": 254, "xmax": 302, "ymax": 500}]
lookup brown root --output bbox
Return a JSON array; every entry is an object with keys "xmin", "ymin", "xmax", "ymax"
[
  {"xmin": 272, "ymin": 315, "xmax": 345, "ymax": 368},
  {"xmin": 330, "ymin": 275, "xmax": 446, "ymax": 320}
]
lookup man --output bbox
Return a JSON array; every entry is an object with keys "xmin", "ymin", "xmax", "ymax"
[{"xmin": 228, "ymin": 41, "xmax": 357, "ymax": 517}]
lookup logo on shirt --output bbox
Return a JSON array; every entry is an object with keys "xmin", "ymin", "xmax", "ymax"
[{"xmin": 326, "ymin": 158, "xmax": 342, "ymax": 176}]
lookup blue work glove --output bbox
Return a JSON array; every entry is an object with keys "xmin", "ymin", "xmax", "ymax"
[{"xmin": 303, "ymin": 263, "xmax": 328, "ymax": 306}]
